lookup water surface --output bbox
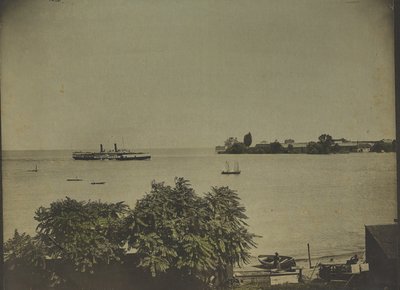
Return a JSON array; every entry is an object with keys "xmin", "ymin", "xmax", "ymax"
[{"xmin": 2, "ymin": 149, "xmax": 396, "ymax": 261}]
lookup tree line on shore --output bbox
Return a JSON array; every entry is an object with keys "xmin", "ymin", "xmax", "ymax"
[
  {"xmin": 222, "ymin": 133, "xmax": 396, "ymax": 154},
  {"xmin": 4, "ymin": 178, "xmax": 257, "ymax": 290}
]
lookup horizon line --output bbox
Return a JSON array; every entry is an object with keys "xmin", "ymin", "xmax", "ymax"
[{"xmin": 2, "ymin": 137, "xmax": 396, "ymax": 152}]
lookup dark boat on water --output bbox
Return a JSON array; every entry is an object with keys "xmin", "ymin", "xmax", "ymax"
[
  {"xmin": 67, "ymin": 177, "xmax": 83, "ymax": 181},
  {"xmin": 221, "ymin": 161, "xmax": 241, "ymax": 175},
  {"xmin": 91, "ymin": 181, "xmax": 106, "ymax": 185},
  {"xmin": 258, "ymin": 255, "xmax": 296, "ymax": 270},
  {"xmin": 72, "ymin": 143, "xmax": 151, "ymax": 161}
]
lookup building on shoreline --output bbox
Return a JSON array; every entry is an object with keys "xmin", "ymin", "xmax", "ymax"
[{"xmin": 215, "ymin": 145, "xmax": 226, "ymax": 153}]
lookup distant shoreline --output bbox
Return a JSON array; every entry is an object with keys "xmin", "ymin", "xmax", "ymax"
[{"xmin": 216, "ymin": 137, "xmax": 396, "ymax": 155}]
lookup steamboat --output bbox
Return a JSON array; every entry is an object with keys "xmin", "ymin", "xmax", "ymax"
[{"xmin": 72, "ymin": 144, "xmax": 151, "ymax": 161}]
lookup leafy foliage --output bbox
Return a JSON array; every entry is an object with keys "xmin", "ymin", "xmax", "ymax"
[
  {"xmin": 4, "ymin": 230, "xmax": 61, "ymax": 288},
  {"xmin": 204, "ymin": 187, "xmax": 257, "ymax": 266},
  {"xmin": 224, "ymin": 137, "xmax": 239, "ymax": 148},
  {"xmin": 243, "ymin": 132, "xmax": 252, "ymax": 147},
  {"xmin": 307, "ymin": 134, "xmax": 334, "ymax": 154},
  {"xmin": 317, "ymin": 134, "xmax": 333, "ymax": 154},
  {"xmin": 225, "ymin": 142, "xmax": 248, "ymax": 154},
  {"xmin": 35, "ymin": 197, "xmax": 129, "ymax": 272},
  {"xmin": 370, "ymin": 140, "xmax": 396, "ymax": 153},
  {"xmin": 306, "ymin": 141, "xmax": 322, "ymax": 154},
  {"xmin": 126, "ymin": 178, "xmax": 257, "ymax": 284},
  {"xmin": 332, "ymin": 143, "xmax": 341, "ymax": 153},
  {"xmin": 5, "ymin": 179, "xmax": 256, "ymax": 288},
  {"xmin": 4, "ymin": 230, "xmax": 47, "ymax": 269}
]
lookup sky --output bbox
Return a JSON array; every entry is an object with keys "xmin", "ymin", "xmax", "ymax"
[{"xmin": 1, "ymin": 0, "xmax": 395, "ymax": 150}]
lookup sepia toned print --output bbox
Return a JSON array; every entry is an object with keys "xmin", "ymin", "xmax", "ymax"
[{"xmin": 1, "ymin": 0, "xmax": 397, "ymax": 289}]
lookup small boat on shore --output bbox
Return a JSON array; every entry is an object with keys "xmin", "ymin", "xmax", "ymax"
[
  {"xmin": 258, "ymin": 255, "xmax": 296, "ymax": 270},
  {"xmin": 67, "ymin": 177, "xmax": 83, "ymax": 181},
  {"xmin": 318, "ymin": 255, "xmax": 365, "ymax": 281},
  {"xmin": 221, "ymin": 161, "xmax": 241, "ymax": 175}
]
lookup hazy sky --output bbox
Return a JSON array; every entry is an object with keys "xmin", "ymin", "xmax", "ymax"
[{"xmin": 1, "ymin": 0, "xmax": 395, "ymax": 150}]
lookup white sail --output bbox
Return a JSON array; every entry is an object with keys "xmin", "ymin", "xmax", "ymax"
[
  {"xmin": 225, "ymin": 161, "xmax": 230, "ymax": 172},
  {"xmin": 221, "ymin": 161, "xmax": 240, "ymax": 174},
  {"xmin": 234, "ymin": 161, "xmax": 239, "ymax": 172}
]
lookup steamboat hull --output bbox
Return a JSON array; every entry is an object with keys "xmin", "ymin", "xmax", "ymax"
[
  {"xmin": 116, "ymin": 155, "xmax": 151, "ymax": 161},
  {"xmin": 72, "ymin": 144, "xmax": 151, "ymax": 160}
]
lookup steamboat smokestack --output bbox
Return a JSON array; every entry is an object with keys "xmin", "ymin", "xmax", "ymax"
[
  {"xmin": 100, "ymin": 144, "xmax": 104, "ymax": 153},
  {"xmin": 114, "ymin": 143, "xmax": 118, "ymax": 152}
]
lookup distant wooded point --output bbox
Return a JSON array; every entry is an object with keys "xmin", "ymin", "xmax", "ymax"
[{"xmin": 216, "ymin": 133, "xmax": 396, "ymax": 154}]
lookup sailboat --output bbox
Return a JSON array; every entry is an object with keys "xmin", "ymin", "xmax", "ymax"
[
  {"xmin": 27, "ymin": 164, "xmax": 38, "ymax": 172},
  {"xmin": 221, "ymin": 161, "xmax": 241, "ymax": 175}
]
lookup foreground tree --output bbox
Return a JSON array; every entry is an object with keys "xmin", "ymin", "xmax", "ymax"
[
  {"xmin": 4, "ymin": 230, "xmax": 61, "ymax": 289},
  {"xmin": 35, "ymin": 197, "xmax": 129, "ymax": 273},
  {"xmin": 125, "ymin": 178, "xmax": 256, "ymax": 287},
  {"xmin": 5, "ymin": 179, "xmax": 256, "ymax": 289},
  {"xmin": 203, "ymin": 186, "xmax": 257, "ymax": 284}
]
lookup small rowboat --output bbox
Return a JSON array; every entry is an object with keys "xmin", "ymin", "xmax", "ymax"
[
  {"xmin": 67, "ymin": 177, "xmax": 83, "ymax": 181},
  {"xmin": 91, "ymin": 181, "xmax": 106, "ymax": 185},
  {"xmin": 258, "ymin": 255, "xmax": 296, "ymax": 270},
  {"xmin": 318, "ymin": 263, "xmax": 352, "ymax": 281}
]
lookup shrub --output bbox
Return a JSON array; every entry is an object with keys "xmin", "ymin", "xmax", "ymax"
[
  {"xmin": 35, "ymin": 197, "xmax": 129, "ymax": 273},
  {"xmin": 125, "ymin": 178, "xmax": 257, "ymax": 287},
  {"xmin": 4, "ymin": 230, "xmax": 61, "ymax": 289},
  {"xmin": 225, "ymin": 143, "xmax": 248, "ymax": 154},
  {"xmin": 243, "ymin": 132, "xmax": 252, "ymax": 147}
]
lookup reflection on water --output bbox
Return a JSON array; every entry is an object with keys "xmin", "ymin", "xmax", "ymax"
[{"xmin": 2, "ymin": 149, "xmax": 396, "ymax": 260}]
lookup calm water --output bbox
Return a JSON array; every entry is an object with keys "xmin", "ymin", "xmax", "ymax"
[{"xmin": 2, "ymin": 149, "xmax": 397, "ymax": 261}]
